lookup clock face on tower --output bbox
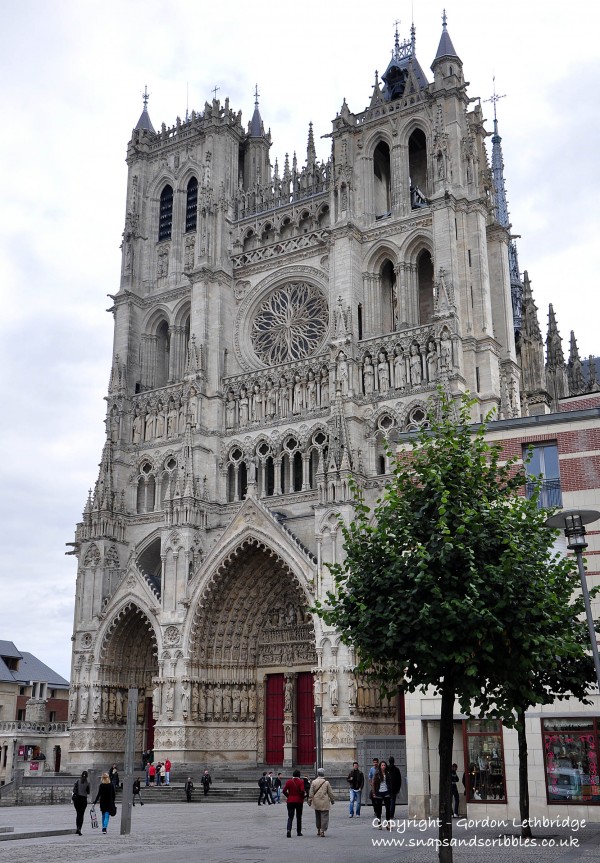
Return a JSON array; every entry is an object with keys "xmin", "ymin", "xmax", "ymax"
[{"xmin": 250, "ymin": 282, "xmax": 329, "ymax": 365}]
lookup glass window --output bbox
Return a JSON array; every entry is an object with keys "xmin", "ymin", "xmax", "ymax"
[
  {"xmin": 158, "ymin": 184, "xmax": 173, "ymax": 241},
  {"xmin": 463, "ymin": 719, "xmax": 507, "ymax": 802},
  {"xmin": 542, "ymin": 718, "xmax": 600, "ymax": 803},
  {"xmin": 524, "ymin": 442, "xmax": 562, "ymax": 508}
]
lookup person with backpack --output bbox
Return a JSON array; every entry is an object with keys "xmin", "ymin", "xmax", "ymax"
[
  {"xmin": 72, "ymin": 770, "xmax": 90, "ymax": 835},
  {"xmin": 283, "ymin": 769, "xmax": 306, "ymax": 837}
]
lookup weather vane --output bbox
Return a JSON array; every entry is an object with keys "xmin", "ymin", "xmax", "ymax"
[{"xmin": 484, "ymin": 76, "xmax": 506, "ymax": 121}]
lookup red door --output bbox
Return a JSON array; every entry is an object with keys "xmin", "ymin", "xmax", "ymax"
[
  {"xmin": 265, "ymin": 674, "xmax": 284, "ymax": 764},
  {"xmin": 296, "ymin": 671, "xmax": 315, "ymax": 766}
]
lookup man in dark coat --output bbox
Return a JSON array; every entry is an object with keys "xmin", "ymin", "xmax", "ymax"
[{"xmin": 388, "ymin": 756, "xmax": 402, "ymax": 818}]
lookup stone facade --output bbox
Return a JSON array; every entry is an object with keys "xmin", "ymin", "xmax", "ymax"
[{"xmin": 69, "ymin": 17, "xmax": 586, "ymax": 778}]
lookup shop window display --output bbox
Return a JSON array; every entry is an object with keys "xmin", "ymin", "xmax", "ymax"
[
  {"xmin": 463, "ymin": 719, "xmax": 506, "ymax": 803},
  {"xmin": 542, "ymin": 718, "xmax": 600, "ymax": 804}
]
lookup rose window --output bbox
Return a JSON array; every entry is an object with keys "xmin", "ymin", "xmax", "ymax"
[{"xmin": 250, "ymin": 283, "xmax": 328, "ymax": 365}]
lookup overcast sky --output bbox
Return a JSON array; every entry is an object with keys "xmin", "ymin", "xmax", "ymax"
[{"xmin": 1, "ymin": 0, "xmax": 598, "ymax": 681}]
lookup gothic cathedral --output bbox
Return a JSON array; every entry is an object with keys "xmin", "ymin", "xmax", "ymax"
[{"xmin": 68, "ymin": 17, "xmax": 550, "ymax": 771}]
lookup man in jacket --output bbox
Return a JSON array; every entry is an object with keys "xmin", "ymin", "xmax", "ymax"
[
  {"xmin": 388, "ymin": 756, "xmax": 402, "ymax": 818},
  {"xmin": 346, "ymin": 760, "xmax": 364, "ymax": 817}
]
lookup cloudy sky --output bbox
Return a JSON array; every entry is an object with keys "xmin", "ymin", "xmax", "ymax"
[{"xmin": 1, "ymin": 0, "xmax": 599, "ymax": 681}]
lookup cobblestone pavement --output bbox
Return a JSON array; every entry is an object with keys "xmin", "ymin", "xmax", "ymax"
[{"xmin": 0, "ymin": 802, "xmax": 599, "ymax": 863}]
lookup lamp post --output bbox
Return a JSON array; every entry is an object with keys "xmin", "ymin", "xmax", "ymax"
[{"xmin": 545, "ymin": 508, "xmax": 600, "ymax": 693}]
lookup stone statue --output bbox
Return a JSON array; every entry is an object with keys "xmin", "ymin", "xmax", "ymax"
[
  {"xmin": 278, "ymin": 376, "xmax": 290, "ymax": 417},
  {"xmin": 314, "ymin": 675, "xmax": 322, "ymax": 707},
  {"xmin": 377, "ymin": 352, "xmax": 390, "ymax": 392},
  {"xmin": 363, "ymin": 355, "xmax": 375, "ymax": 394},
  {"xmin": 188, "ymin": 387, "xmax": 200, "ymax": 427},
  {"xmin": 153, "ymin": 681, "xmax": 161, "ymax": 717},
  {"xmin": 337, "ymin": 352, "xmax": 349, "ymax": 395},
  {"xmin": 410, "ymin": 344, "xmax": 422, "ymax": 386},
  {"xmin": 328, "ymin": 673, "xmax": 338, "ymax": 713},
  {"xmin": 306, "ymin": 370, "xmax": 317, "ymax": 409},
  {"xmin": 239, "ymin": 387, "xmax": 249, "ymax": 426},
  {"xmin": 394, "ymin": 348, "xmax": 406, "ymax": 389},
  {"xmin": 293, "ymin": 375, "xmax": 304, "ymax": 414},
  {"xmin": 320, "ymin": 367, "xmax": 330, "ymax": 407},
  {"xmin": 69, "ymin": 688, "xmax": 78, "ymax": 723},
  {"xmin": 115, "ymin": 688, "xmax": 124, "ymax": 723},
  {"xmin": 251, "ymin": 384, "xmax": 262, "ymax": 422},
  {"xmin": 181, "ymin": 680, "xmax": 190, "ymax": 718},
  {"xmin": 155, "ymin": 404, "xmax": 165, "ymax": 438},
  {"xmin": 284, "ymin": 676, "xmax": 293, "ymax": 713},
  {"xmin": 225, "ymin": 390, "xmax": 235, "ymax": 428},
  {"xmin": 440, "ymin": 329, "xmax": 452, "ymax": 369},
  {"xmin": 347, "ymin": 674, "xmax": 357, "ymax": 707},
  {"xmin": 426, "ymin": 339, "xmax": 438, "ymax": 382},
  {"xmin": 144, "ymin": 408, "xmax": 155, "ymax": 441},
  {"xmin": 79, "ymin": 685, "xmax": 89, "ymax": 721},
  {"xmin": 165, "ymin": 682, "xmax": 174, "ymax": 715},
  {"xmin": 132, "ymin": 408, "xmax": 143, "ymax": 444},
  {"xmin": 265, "ymin": 379, "xmax": 276, "ymax": 417}
]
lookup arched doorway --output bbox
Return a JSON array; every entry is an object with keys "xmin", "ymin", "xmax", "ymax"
[
  {"xmin": 188, "ymin": 538, "xmax": 317, "ymax": 766},
  {"xmin": 98, "ymin": 603, "xmax": 159, "ymax": 753}
]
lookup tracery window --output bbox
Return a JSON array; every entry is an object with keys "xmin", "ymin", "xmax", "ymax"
[
  {"xmin": 251, "ymin": 283, "xmax": 328, "ymax": 365},
  {"xmin": 158, "ymin": 185, "xmax": 173, "ymax": 241}
]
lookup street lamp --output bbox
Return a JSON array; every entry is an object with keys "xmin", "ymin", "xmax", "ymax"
[{"xmin": 545, "ymin": 508, "xmax": 600, "ymax": 693}]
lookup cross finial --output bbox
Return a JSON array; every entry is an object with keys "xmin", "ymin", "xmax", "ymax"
[
  {"xmin": 212, "ymin": 84, "xmax": 220, "ymax": 100},
  {"xmin": 393, "ymin": 19, "xmax": 401, "ymax": 57},
  {"xmin": 254, "ymin": 83, "xmax": 260, "ymax": 108},
  {"xmin": 442, "ymin": 9, "xmax": 448, "ymax": 29},
  {"xmin": 484, "ymin": 75, "xmax": 506, "ymax": 122},
  {"xmin": 142, "ymin": 85, "xmax": 150, "ymax": 111}
]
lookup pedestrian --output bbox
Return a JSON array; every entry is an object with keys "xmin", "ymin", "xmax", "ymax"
[
  {"xmin": 201, "ymin": 769, "xmax": 212, "ymax": 796},
  {"xmin": 346, "ymin": 760, "xmax": 364, "ymax": 818},
  {"xmin": 283, "ymin": 768, "xmax": 306, "ymax": 837},
  {"xmin": 388, "ymin": 756, "xmax": 402, "ymax": 818},
  {"xmin": 258, "ymin": 771, "xmax": 273, "ymax": 805},
  {"xmin": 72, "ymin": 769, "xmax": 90, "ymax": 835},
  {"xmin": 308, "ymin": 767, "xmax": 335, "ymax": 837},
  {"xmin": 148, "ymin": 762, "xmax": 156, "ymax": 785},
  {"xmin": 164, "ymin": 757, "xmax": 172, "ymax": 785},
  {"xmin": 133, "ymin": 777, "xmax": 144, "ymax": 806},
  {"xmin": 371, "ymin": 759, "xmax": 392, "ymax": 829},
  {"xmin": 267, "ymin": 770, "xmax": 275, "ymax": 803},
  {"xmin": 273, "ymin": 771, "xmax": 283, "ymax": 803},
  {"xmin": 94, "ymin": 771, "xmax": 116, "ymax": 834},
  {"xmin": 159, "ymin": 762, "xmax": 166, "ymax": 785},
  {"xmin": 185, "ymin": 777, "xmax": 194, "ymax": 802},
  {"xmin": 451, "ymin": 763, "xmax": 460, "ymax": 817},
  {"xmin": 109, "ymin": 763, "xmax": 120, "ymax": 790},
  {"xmin": 368, "ymin": 757, "xmax": 379, "ymax": 795}
]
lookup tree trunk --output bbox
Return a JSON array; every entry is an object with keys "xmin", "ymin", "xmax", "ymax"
[
  {"xmin": 516, "ymin": 706, "xmax": 532, "ymax": 839},
  {"xmin": 438, "ymin": 677, "xmax": 455, "ymax": 863}
]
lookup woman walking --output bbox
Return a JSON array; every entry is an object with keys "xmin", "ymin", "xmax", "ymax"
[
  {"xmin": 308, "ymin": 767, "xmax": 335, "ymax": 837},
  {"xmin": 282, "ymin": 769, "xmax": 306, "ymax": 838},
  {"xmin": 371, "ymin": 759, "xmax": 392, "ymax": 829},
  {"xmin": 73, "ymin": 770, "xmax": 90, "ymax": 835},
  {"xmin": 94, "ymin": 772, "xmax": 116, "ymax": 834}
]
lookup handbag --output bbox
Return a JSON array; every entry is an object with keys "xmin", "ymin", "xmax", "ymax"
[
  {"xmin": 110, "ymin": 802, "xmax": 117, "ymax": 817},
  {"xmin": 90, "ymin": 806, "xmax": 98, "ymax": 829}
]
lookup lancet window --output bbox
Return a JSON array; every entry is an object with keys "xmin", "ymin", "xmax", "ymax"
[
  {"xmin": 185, "ymin": 177, "xmax": 198, "ymax": 232},
  {"xmin": 158, "ymin": 184, "xmax": 174, "ymax": 241}
]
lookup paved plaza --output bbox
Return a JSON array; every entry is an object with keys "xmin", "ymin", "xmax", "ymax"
[{"xmin": 0, "ymin": 800, "xmax": 599, "ymax": 863}]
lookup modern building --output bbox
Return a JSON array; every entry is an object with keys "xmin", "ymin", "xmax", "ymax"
[
  {"xmin": 0, "ymin": 641, "xmax": 69, "ymax": 784},
  {"xmin": 67, "ymin": 14, "xmax": 599, "ymax": 818}
]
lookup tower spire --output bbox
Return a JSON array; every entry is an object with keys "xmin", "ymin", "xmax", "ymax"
[
  {"xmin": 135, "ymin": 85, "xmax": 155, "ymax": 133},
  {"xmin": 485, "ymin": 83, "xmax": 523, "ymax": 334}
]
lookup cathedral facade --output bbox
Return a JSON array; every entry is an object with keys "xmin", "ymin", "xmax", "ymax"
[{"xmin": 68, "ymin": 17, "xmax": 588, "ymax": 781}]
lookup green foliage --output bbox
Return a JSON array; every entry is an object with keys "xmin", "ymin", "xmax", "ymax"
[{"xmin": 315, "ymin": 389, "xmax": 596, "ymax": 717}]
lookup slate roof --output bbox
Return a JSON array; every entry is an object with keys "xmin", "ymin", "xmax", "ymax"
[{"xmin": 0, "ymin": 641, "xmax": 68, "ymax": 688}]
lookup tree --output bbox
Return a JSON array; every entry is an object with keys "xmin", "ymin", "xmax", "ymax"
[{"xmin": 315, "ymin": 391, "xmax": 595, "ymax": 863}]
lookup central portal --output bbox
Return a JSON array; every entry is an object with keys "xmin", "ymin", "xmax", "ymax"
[{"xmin": 185, "ymin": 537, "xmax": 317, "ymax": 766}]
